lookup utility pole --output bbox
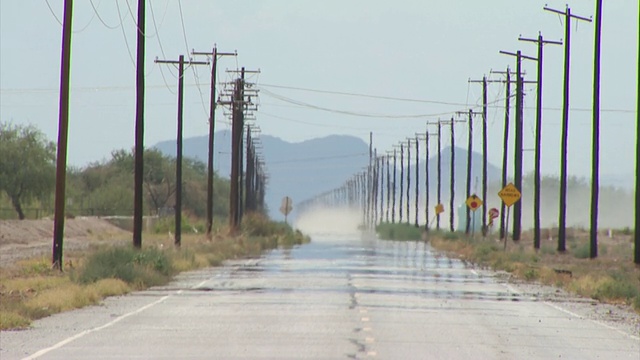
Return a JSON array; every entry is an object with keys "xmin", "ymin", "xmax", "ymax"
[
  {"xmin": 519, "ymin": 33, "xmax": 562, "ymax": 250},
  {"xmin": 397, "ymin": 143, "xmax": 404, "ymax": 224},
  {"xmin": 414, "ymin": 135, "xmax": 420, "ymax": 227},
  {"xmin": 379, "ymin": 155, "xmax": 385, "ymax": 224},
  {"xmin": 458, "ymin": 109, "xmax": 478, "ymax": 235},
  {"xmin": 406, "ymin": 139, "xmax": 411, "ymax": 224},
  {"xmin": 392, "ymin": 149, "xmax": 397, "ymax": 224},
  {"xmin": 191, "ymin": 47, "xmax": 236, "ymax": 239},
  {"xmin": 544, "ymin": 5, "xmax": 592, "ymax": 252},
  {"xmin": 386, "ymin": 154, "xmax": 391, "ymax": 223},
  {"xmin": 589, "ymin": 0, "xmax": 603, "ymax": 259},
  {"xmin": 500, "ymin": 50, "xmax": 535, "ymax": 241},
  {"xmin": 448, "ymin": 118, "xmax": 457, "ymax": 232},
  {"xmin": 635, "ymin": 2, "xmax": 640, "ymax": 266},
  {"xmin": 437, "ymin": 122, "xmax": 442, "ymax": 230},
  {"xmin": 367, "ymin": 132, "xmax": 373, "ymax": 229},
  {"xmin": 133, "ymin": 0, "xmax": 145, "ymax": 249},
  {"xmin": 155, "ymin": 56, "xmax": 208, "ymax": 246},
  {"xmin": 52, "ymin": 0, "xmax": 73, "ymax": 270},
  {"xmin": 491, "ymin": 68, "xmax": 517, "ymax": 240},
  {"xmin": 467, "ymin": 78, "xmax": 490, "ymax": 235}
]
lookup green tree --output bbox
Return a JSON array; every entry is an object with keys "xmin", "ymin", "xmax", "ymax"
[{"xmin": 0, "ymin": 123, "xmax": 56, "ymax": 219}]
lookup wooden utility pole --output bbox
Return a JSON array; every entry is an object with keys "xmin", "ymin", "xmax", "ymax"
[
  {"xmin": 414, "ymin": 135, "xmax": 420, "ymax": 227},
  {"xmin": 52, "ymin": 0, "xmax": 74, "ymax": 270},
  {"xmin": 386, "ymin": 154, "xmax": 391, "ymax": 223},
  {"xmin": 519, "ymin": 33, "xmax": 562, "ymax": 249},
  {"xmin": 406, "ymin": 139, "xmax": 411, "ymax": 224},
  {"xmin": 544, "ymin": 5, "xmax": 592, "ymax": 252},
  {"xmin": 497, "ymin": 68, "xmax": 511, "ymax": 240},
  {"xmin": 459, "ymin": 109, "xmax": 478, "ymax": 235},
  {"xmin": 635, "ymin": 2, "xmax": 640, "ymax": 266},
  {"xmin": 155, "ymin": 56, "xmax": 208, "ymax": 246},
  {"xmin": 392, "ymin": 149, "xmax": 397, "ymax": 224},
  {"xmin": 589, "ymin": 0, "xmax": 603, "ymax": 259},
  {"xmin": 500, "ymin": 50, "xmax": 536, "ymax": 241},
  {"xmin": 229, "ymin": 72, "xmax": 244, "ymax": 232},
  {"xmin": 398, "ymin": 143, "xmax": 405, "ymax": 224},
  {"xmin": 191, "ymin": 47, "xmax": 236, "ymax": 239},
  {"xmin": 437, "ymin": 122, "xmax": 442, "ymax": 230},
  {"xmin": 133, "ymin": 0, "xmax": 145, "ymax": 249},
  {"xmin": 449, "ymin": 118, "xmax": 456, "ymax": 232}
]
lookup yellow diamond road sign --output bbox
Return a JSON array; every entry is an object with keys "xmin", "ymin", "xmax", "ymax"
[
  {"xmin": 435, "ymin": 203, "xmax": 445, "ymax": 215},
  {"xmin": 498, "ymin": 183, "xmax": 521, "ymax": 207},
  {"xmin": 466, "ymin": 194, "xmax": 483, "ymax": 211}
]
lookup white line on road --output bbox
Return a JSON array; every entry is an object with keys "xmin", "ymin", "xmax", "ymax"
[
  {"xmin": 22, "ymin": 279, "xmax": 212, "ymax": 359},
  {"xmin": 543, "ymin": 301, "xmax": 640, "ymax": 341}
]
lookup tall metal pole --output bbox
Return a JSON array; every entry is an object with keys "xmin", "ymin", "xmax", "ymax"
[
  {"xmin": 52, "ymin": 0, "xmax": 74, "ymax": 270},
  {"xmin": 133, "ymin": 0, "xmax": 145, "ymax": 249},
  {"xmin": 590, "ymin": 0, "xmax": 603, "ymax": 259}
]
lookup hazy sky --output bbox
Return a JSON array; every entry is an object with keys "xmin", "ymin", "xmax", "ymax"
[{"xmin": 1, "ymin": 1, "xmax": 638, "ymax": 180}]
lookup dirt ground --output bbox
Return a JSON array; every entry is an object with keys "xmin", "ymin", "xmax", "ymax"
[{"xmin": 0, "ymin": 217, "xmax": 131, "ymax": 268}]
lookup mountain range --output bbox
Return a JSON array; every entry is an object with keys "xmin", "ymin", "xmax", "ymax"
[{"xmin": 154, "ymin": 130, "xmax": 503, "ymax": 220}]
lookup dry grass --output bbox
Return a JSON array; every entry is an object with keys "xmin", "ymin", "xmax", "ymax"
[
  {"xmin": 0, "ymin": 218, "xmax": 310, "ymax": 331},
  {"xmin": 424, "ymin": 228, "xmax": 640, "ymax": 312}
]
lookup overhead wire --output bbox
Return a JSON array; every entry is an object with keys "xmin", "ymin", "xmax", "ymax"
[
  {"xmin": 261, "ymin": 88, "xmax": 458, "ymax": 119},
  {"xmin": 89, "ymin": 0, "xmax": 123, "ymax": 29},
  {"xmin": 114, "ymin": 1, "xmax": 137, "ymax": 69}
]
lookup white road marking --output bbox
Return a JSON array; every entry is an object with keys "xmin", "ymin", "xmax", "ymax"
[
  {"xmin": 544, "ymin": 301, "xmax": 640, "ymax": 341},
  {"xmin": 22, "ymin": 280, "xmax": 210, "ymax": 359}
]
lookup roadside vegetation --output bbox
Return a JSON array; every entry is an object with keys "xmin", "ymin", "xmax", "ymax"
[
  {"xmin": 376, "ymin": 223, "xmax": 640, "ymax": 313},
  {"xmin": 0, "ymin": 213, "xmax": 309, "ymax": 330}
]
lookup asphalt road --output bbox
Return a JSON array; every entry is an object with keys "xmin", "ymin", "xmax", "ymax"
[{"xmin": 2, "ymin": 234, "xmax": 639, "ymax": 359}]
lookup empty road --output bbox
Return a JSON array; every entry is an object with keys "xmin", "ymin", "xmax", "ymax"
[{"xmin": 2, "ymin": 234, "xmax": 639, "ymax": 359}]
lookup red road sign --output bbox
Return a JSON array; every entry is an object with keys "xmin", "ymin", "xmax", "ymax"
[{"xmin": 488, "ymin": 208, "xmax": 499, "ymax": 219}]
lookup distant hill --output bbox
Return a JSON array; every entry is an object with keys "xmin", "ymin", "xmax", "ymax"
[
  {"xmin": 154, "ymin": 131, "xmax": 370, "ymax": 219},
  {"xmin": 155, "ymin": 131, "xmax": 635, "ymax": 226},
  {"xmin": 154, "ymin": 132, "xmax": 502, "ymax": 220}
]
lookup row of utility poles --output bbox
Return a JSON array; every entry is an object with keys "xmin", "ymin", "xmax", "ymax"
[
  {"xmin": 297, "ymin": 1, "xmax": 640, "ymax": 265},
  {"xmin": 51, "ymin": 0, "xmax": 267, "ymax": 270}
]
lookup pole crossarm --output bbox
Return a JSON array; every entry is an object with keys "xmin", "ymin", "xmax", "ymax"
[
  {"xmin": 499, "ymin": 50, "xmax": 538, "ymax": 62},
  {"xmin": 543, "ymin": 6, "xmax": 592, "ymax": 23}
]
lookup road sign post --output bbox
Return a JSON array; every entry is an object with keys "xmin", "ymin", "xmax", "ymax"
[
  {"xmin": 465, "ymin": 194, "xmax": 483, "ymax": 237},
  {"xmin": 498, "ymin": 183, "xmax": 521, "ymax": 250},
  {"xmin": 280, "ymin": 196, "xmax": 293, "ymax": 224}
]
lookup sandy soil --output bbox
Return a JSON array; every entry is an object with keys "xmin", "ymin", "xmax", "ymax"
[{"xmin": 0, "ymin": 217, "xmax": 130, "ymax": 267}]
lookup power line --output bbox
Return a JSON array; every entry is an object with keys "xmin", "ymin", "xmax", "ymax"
[{"xmin": 259, "ymin": 83, "xmax": 476, "ymax": 107}]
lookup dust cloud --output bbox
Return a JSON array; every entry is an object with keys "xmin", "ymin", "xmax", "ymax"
[{"xmin": 294, "ymin": 207, "xmax": 362, "ymax": 237}]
